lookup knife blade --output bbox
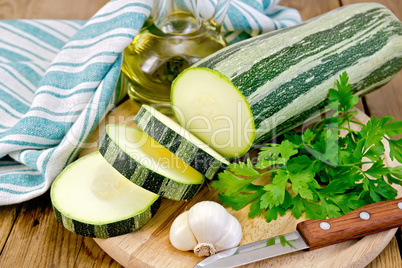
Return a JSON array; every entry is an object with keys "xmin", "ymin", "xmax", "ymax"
[{"xmin": 194, "ymin": 198, "xmax": 402, "ymax": 268}]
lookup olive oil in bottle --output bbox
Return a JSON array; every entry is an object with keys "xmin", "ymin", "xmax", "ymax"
[{"xmin": 120, "ymin": 1, "xmax": 231, "ymax": 114}]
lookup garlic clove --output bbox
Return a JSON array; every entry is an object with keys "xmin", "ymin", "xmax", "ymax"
[
  {"xmin": 214, "ymin": 214, "xmax": 242, "ymax": 251},
  {"xmin": 169, "ymin": 211, "xmax": 197, "ymax": 251},
  {"xmin": 188, "ymin": 201, "xmax": 230, "ymax": 245}
]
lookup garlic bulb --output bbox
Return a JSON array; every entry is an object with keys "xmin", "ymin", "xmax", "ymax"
[{"xmin": 169, "ymin": 201, "xmax": 242, "ymax": 257}]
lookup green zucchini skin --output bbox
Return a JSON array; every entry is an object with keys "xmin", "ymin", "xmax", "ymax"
[
  {"xmin": 52, "ymin": 197, "xmax": 161, "ymax": 238},
  {"xmin": 134, "ymin": 105, "xmax": 229, "ymax": 180},
  {"xmin": 192, "ymin": 3, "xmax": 402, "ymax": 144},
  {"xmin": 98, "ymin": 125, "xmax": 203, "ymax": 201}
]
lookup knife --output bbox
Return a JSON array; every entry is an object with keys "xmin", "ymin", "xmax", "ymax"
[{"xmin": 194, "ymin": 198, "xmax": 402, "ymax": 268}]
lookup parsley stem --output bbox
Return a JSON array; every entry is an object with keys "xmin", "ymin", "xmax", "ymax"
[
  {"xmin": 354, "ymin": 165, "xmax": 369, "ymax": 178},
  {"xmin": 257, "ymin": 170, "xmax": 275, "ymax": 178},
  {"xmin": 350, "ymin": 120, "xmax": 364, "ymax": 126},
  {"xmin": 341, "ymin": 161, "xmax": 373, "ymax": 167}
]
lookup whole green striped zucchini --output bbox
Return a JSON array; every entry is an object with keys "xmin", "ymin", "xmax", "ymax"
[{"xmin": 171, "ymin": 3, "xmax": 402, "ymax": 159}]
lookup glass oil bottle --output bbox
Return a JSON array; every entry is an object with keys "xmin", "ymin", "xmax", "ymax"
[{"xmin": 120, "ymin": 0, "xmax": 231, "ymax": 114}]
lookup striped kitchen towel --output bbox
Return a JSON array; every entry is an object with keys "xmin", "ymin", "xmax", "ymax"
[{"xmin": 0, "ymin": 0, "xmax": 301, "ymax": 205}]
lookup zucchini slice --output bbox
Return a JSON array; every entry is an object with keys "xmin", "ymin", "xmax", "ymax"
[
  {"xmin": 98, "ymin": 124, "xmax": 204, "ymax": 201},
  {"xmin": 51, "ymin": 152, "xmax": 161, "ymax": 238},
  {"xmin": 171, "ymin": 67, "xmax": 256, "ymax": 160},
  {"xmin": 134, "ymin": 105, "xmax": 230, "ymax": 180}
]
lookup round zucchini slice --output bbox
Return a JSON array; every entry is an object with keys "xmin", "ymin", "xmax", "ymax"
[
  {"xmin": 51, "ymin": 152, "xmax": 161, "ymax": 238},
  {"xmin": 134, "ymin": 105, "xmax": 230, "ymax": 180},
  {"xmin": 98, "ymin": 124, "xmax": 205, "ymax": 201},
  {"xmin": 171, "ymin": 67, "xmax": 256, "ymax": 160}
]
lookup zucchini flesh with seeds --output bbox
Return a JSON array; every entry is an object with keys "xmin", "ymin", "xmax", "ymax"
[
  {"xmin": 134, "ymin": 105, "xmax": 230, "ymax": 180},
  {"xmin": 172, "ymin": 69, "xmax": 255, "ymax": 160},
  {"xmin": 171, "ymin": 3, "xmax": 402, "ymax": 159},
  {"xmin": 98, "ymin": 124, "xmax": 204, "ymax": 201},
  {"xmin": 51, "ymin": 152, "xmax": 161, "ymax": 238}
]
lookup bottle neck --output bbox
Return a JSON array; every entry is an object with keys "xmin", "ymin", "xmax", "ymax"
[
  {"xmin": 151, "ymin": 0, "xmax": 231, "ymax": 35},
  {"xmin": 152, "ymin": 0, "xmax": 200, "ymax": 34}
]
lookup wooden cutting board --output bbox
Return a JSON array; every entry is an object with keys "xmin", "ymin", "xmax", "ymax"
[{"xmin": 79, "ymin": 99, "xmax": 402, "ymax": 268}]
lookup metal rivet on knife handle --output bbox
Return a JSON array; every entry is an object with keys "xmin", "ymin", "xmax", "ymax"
[
  {"xmin": 359, "ymin": 212, "xmax": 370, "ymax": 220},
  {"xmin": 320, "ymin": 222, "xmax": 331, "ymax": 230},
  {"xmin": 398, "ymin": 202, "xmax": 402, "ymax": 209}
]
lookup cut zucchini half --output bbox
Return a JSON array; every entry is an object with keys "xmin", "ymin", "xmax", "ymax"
[
  {"xmin": 50, "ymin": 152, "xmax": 161, "ymax": 238},
  {"xmin": 171, "ymin": 67, "xmax": 256, "ymax": 159},
  {"xmin": 98, "ymin": 124, "xmax": 205, "ymax": 201},
  {"xmin": 134, "ymin": 105, "xmax": 230, "ymax": 180}
]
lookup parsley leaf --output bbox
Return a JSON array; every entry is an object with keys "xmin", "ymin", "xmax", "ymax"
[
  {"xmin": 279, "ymin": 140, "xmax": 298, "ymax": 162},
  {"xmin": 211, "ymin": 170, "xmax": 255, "ymax": 196},
  {"xmin": 249, "ymin": 197, "xmax": 263, "ymax": 217},
  {"xmin": 230, "ymin": 158, "xmax": 261, "ymax": 177},
  {"xmin": 302, "ymin": 199, "xmax": 325, "ymax": 219},
  {"xmin": 387, "ymin": 168, "xmax": 402, "ymax": 186},
  {"xmin": 360, "ymin": 116, "xmax": 392, "ymax": 151},
  {"xmin": 390, "ymin": 166, "xmax": 402, "ymax": 180},
  {"xmin": 287, "ymin": 155, "xmax": 313, "ymax": 173},
  {"xmin": 365, "ymin": 161, "xmax": 389, "ymax": 178},
  {"xmin": 364, "ymin": 141, "xmax": 385, "ymax": 162},
  {"xmin": 256, "ymin": 146, "xmax": 282, "ymax": 169},
  {"xmin": 218, "ymin": 189, "xmax": 263, "ymax": 211},
  {"xmin": 288, "ymin": 168, "xmax": 317, "ymax": 200},
  {"xmin": 260, "ymin": 169, "xmax": 288, "ymax": 209},
  {"xmin": 318, "ymin": 196, "xmax": 342, "ymax": 218},
  {"xmin": 388, "ymin": 139, "xmax": 402, "ymax": 163},
  {"xmin": 264, "ymin": 207, "xmax": 281, "ymax": 222},
  {"xmin": 383, "ymin": 121, "xmax": 402, "ymax": 137},
  {"xmin": 328, "ymin": 71, "xmax": 359, "ymax": 112},
  {"xmin": 325, "ymin": 192, "xmax": 365, "ymax": 214},
  {"xmin": 291, "ymin": 195, "xmax": 305, "ymax": 219}
]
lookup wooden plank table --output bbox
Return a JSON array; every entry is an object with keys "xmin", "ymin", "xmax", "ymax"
[{"xmin": 0, "ymin": 0, "xmax": 401, "ymax": 267}]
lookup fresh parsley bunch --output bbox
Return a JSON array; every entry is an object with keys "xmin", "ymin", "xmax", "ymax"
[{"xmin": 212, "ymin": 72, "xmax": 402, "ymax": 222}]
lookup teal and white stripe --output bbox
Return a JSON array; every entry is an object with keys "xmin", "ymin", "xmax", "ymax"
[
  {"xmin": 223, "ymin": 0, "xmax": 301, "ymax": 43},
  {"xmin": 0, "ymin": 0, "xmax": 300, "ymax": 205}
]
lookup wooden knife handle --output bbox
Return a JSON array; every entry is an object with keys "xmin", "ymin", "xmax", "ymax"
[{"xmin": 296, "ymin": 198, "xmax": 402, "ymax": 250}]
